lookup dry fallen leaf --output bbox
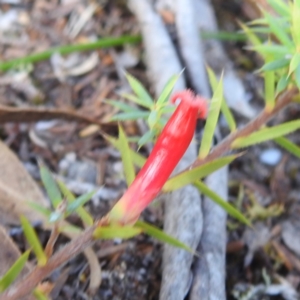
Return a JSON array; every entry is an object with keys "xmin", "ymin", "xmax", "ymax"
[
  {"xmin": 282, "ymin": 219, "xmax": 300, "ymax": 257},
  {"xmin": 242, "ymin": 222, "xmax": 271, "ymax": 267},
  {"xmin": 0, "ymin": 225, "xmax": 32, "ymax": 277},
  {"xmin": 51, "ymin": 52, "xmax": 99, "ymax": 82},
  {"xmin": 0, "ymin": 140, "xmax": 48, "ymax": 225},
  {"xmin": 79, "ymin": 124, "xmax": 101, "ymax": 137},
  {"xmin": 0, "ymin": 140, "xmax": 102, "ymax": 294},
  {"xmin": 0, "ymin": 104, "xmax": 112, "ymax": 129},
  {"xmin": 0, "ymin": 70, "xmax": 45, "ymax": 103},
  {"xmin": 270, "ymin": 155, "xmax": 290, "ymax": 203},
  {"xmin": 64, "ymin": 2, "xmax": 97, "ymax": 39}
]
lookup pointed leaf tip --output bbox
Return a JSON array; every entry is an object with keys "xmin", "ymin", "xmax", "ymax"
[
  {"xmin": 125, "ymin": 73, "xmax": 154, "ymax": 108},
  {"xmin": 135, "ymin": 221, "xmax": 198, "ymax": 256},
  {"xmin": 93, "ymin": 225, "xmax": 142, "ymax": 239}
]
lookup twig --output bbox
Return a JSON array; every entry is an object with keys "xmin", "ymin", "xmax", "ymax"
[
  {"xmin": 0, "ymin": 225, "xmax": 97, "ymax": 300},
  {"xmin": 189, "ymin": 167, "xmax": 228, "ymax": 300},
  {"xmin": 175, "ymin": 0, "xmax": 210, "ymax": 98},
  {"xmin": 158, "ymin": 0, "xmax": 209, "ymax": 298},
  {"xmin": 127, "ymin": 0, "xmax": 186, "ymax": 94},
  {"xmin": 190, "ymin": 87, "xmax": 298, "ymax": 170},
  {"xmin": 44, "ymin": 224, "xmax": 59, "ymax": 258},
  {"xmin": 0, "ymin": 105, "xmax": 112, "ymax": 128},
  {"xmin": 0, "ymin": 87, "xmax": 297, "ymax": 300}
]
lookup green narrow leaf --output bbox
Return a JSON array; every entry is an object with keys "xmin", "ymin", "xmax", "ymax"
[
  {"xmin": 93, "ymin": 225, "xmax": 142, "ymax": 239},
  {"xmin": 58, "ymin": 224, "xmax": 82, "ymax": 234},
  {"xmin": 138, "ymin": 130, "xmax": 156, "ymax": 148},
  {"xmin": 248, "ymin": 17, "xmax": 268, "ymax": 26},
  {"xmin": 276, "ymin": 74, "xmax": 289, "ymax": 95},
  {"xmin": 0, "ymin": 250, "xmax": 30, "ymax": 292},
  {"xmin": 118, "ymin": 125, "xmax": 135, "ymax": 186},
  {"xmin": 194, "ymin": 181, "xmax": 251, "ymax": 226},
  {"xmin": 147, "ymin": 110, "xmax": 159, "ymax": 129},
  {"xmin": 292, "ymin": 0, "xmax": 300, "ymax": 47},
  {"xmin": 239, "ymin": 22, "xmax": 262, "ymax": 47},
  {"xmin": 40, "ymin": 165, "xmax": 62, "ymax": 208},
  {"xmin": 103, "ymin": 133, "xmax": 119, "ymax": 148},
  {"xmin": 33, "ymin": 289, "xmax": 48, "ymax": 300},
  {"xmin": 267, "ymin": 0, "xmax": 290, "ymax": 18},
  {"xmin": 121, "ymin": 93, "xmax": 151, "ymax": 108},
  {"xmin": 207, "ymin": 67, "xmax": 236, "ymax": 132},
  {"xmin": 201, "ymin": 30, "xmax": 247, "ymax": 42},
  {"xmin": 160, "ymin": 105, "xmax": 175, "ymax": 114},
  {"xmin": 125, "ymin": 73, "xmax": 154, "ymax": 108},
  {"xmin": 288, "ymin": 53, "xmax": 300, "ymax": 76},
  {"xmin": 251, "ymin": 27, "xmax": 272, "ymax": 34},
  {"xmin": 232, "ymin": 120, "xmax": 300, "ymax": 148},
  {"xmin": 131, "ymin": 151, "xmax": 146, "ymax": 168},
  {"xmin": 110, "ymin": 111, "xmax": 149, "ymax": 121},
  {"xmin": 135, "ymin": 221, "xmax": 197, "ymax": 255},
  {"xmin": 49, "ymin": 211, "xmax": 64, "ymax": 223},
  {"xmin": 274, "ymin": 136, "xmax": 300, "ymax": 159},
  {"xmin": 20, "ymin": 216, "xmax": 47, "ymax": 266},
  {"xmin": 126, "ymin": 136, "xmax": 140, "ymax": 143},
  {"xmin": 264, "ymin": 70, "xmax": 275, "ymax": 111},
  {"xmin": 28, "ymin": 202, "xmax": 51, "ymax": 217},
  {"xmin": 295, "ymin": 64, "xmax": 300, "ymax": 89},
  {"xmin": 105, "ymin": 99, "xmax": 139, "ymax": 113},
  {"xmin": 199, "ymin": 74, "xmax": 223, "ymax": 158},
  {"xmin": 156, "ymin": 73, "xmax": 181, "ymax": 106},
  {"xmin": 66, "ymin": 190, "xmax": 95, "ymax": 215},
  {"xmin": 163, "ymin": 154, "xmax": 239, "ymax": 192},
  {"xmin": 57, "ymin": 180, "xmax": 93, "ymax": 226},
  {"xmin": 249, "ymin": 44, "xmax": 291, "ymax": 57},
  {"xmin": 103, "ymin": 134, "xmax": 146, "ymax": 168},
  {"xmin": 263, "ymin": 12, "xmax": 294, "ymax": 48},
  {"xmin": 220, "ymin": 98, "xmax": 236, "ymax": 132},
  {"xmin": 260, "ymin": 58, "xmax": 290, "ymax": 72},
  {"xmin": 157, "ymin": 117, "xmax": 168, "ymax": 128}
]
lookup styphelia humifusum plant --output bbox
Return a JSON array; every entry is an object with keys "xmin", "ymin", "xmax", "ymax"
[{"xmin": 107, "ymin": 90, "xmax": 208, "ymax": 225}]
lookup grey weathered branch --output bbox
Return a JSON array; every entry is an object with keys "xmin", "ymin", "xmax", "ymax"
[{"xmin": 126, "ymin": 1, "xmax": 203, "ymax": 299}]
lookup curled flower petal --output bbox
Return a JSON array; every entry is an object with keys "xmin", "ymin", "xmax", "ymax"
[{"xmin": 108, "ymin": 90, "xmax": 208, "ymax": 225}]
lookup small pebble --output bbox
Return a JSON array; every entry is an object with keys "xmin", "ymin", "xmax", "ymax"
[{"xmin": 259, "ymin": 148, "xmax": 282, "ymax": 166}]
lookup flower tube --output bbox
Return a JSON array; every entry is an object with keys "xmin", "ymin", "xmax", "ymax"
[{"xmin": 108, "ymin": 90, "xmax": 208, "ymax": 225}]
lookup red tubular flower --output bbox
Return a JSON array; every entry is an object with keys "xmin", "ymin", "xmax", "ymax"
[{"xmin": 108, "ymin": 90, "xmax": 208, "ymax": 225}]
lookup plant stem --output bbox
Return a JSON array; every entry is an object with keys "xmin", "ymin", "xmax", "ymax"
[
  {"xmin": 0, "ymin": 87, "xmax": 298, "ymax": 300},
  {"xmin": 44, "ymin": 223, "xmax": 60, "ymax": 258},
  {"xmin": 0, "ymin": 31, "xmax": 245, "ymax": 72},
  {"xmin": 0, "ymin": 35, "xmax": 141, "ymax": 72},
  {"xmin": 0, "ymin": 225, "xmax": 97, "ymax": 300},
  {"xmin": 190, "ymin": 87, "xmax": 298, "ymax": 169}
]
